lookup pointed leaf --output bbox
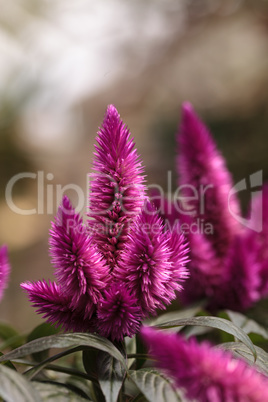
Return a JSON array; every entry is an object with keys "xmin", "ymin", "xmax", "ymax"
[
  {"xmin": 97, "ymin": 350, "xmax": 126, "ymax": 402},
  {"xmin": 27, "ymin": 322, "xmax": 60, "ymax": 362},
  {"xmin": 129, "ymin": 369, "xmax": 181, "ymax": 402},
  {"xmin": 0, "ymin": 351, "xmax": 16, "ymax": 370},
  {"xmin": 0, "ymin": 333, "xmax": 127, "ymax": 369},
  {"xmin": 32, "ymin": 382, "xmax": 91, "ymax": 401},
  {"xmin": 0, "ymin": 364, "xmax": 41, "ymax": 402},
  {"xmin": 157, "ymin": 316, "xmax": 256, "ymax": 360},
  {"xmin": 148, "ymin": 304, "xmax": 203, "ymax": 326},
  {"xmin": 135, "ymin": 335, "xmax": 147, "ymax": 370}
]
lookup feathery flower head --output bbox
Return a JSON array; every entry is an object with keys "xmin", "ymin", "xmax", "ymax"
[
  {"xmin": 22, "ymin": 105, "xmax": 189, "ymax": 341},
  {"xmin": 116, "ymin": 200, "xmax": 189, "ymax": 316},
  {"xmin": 0, "ymin": 245, "xmax": 10, "ymax": 302},
  {"xmin": 21, "ymin": 280, "xmax": 96, "ymax": 332},
  {"xmin": 156, "ymin": 102, "xmax": 268, "ymax": 310},
  {"xmin": 88, "ymin": 104, "xmax": 146, "ymax": 270},
  {"xmin": 141, "ymin": 326, "xmax": 268, "ymax": 402},
  {"xmin": 173, "ymin": 103, "xmax": 241, "ymax": 305},
  {"xmin": 50, "ymin": 195, "xmax": 109, "ymax": 312},
  {"xmin": 97, "ymin": 284, "xmax": 142, "ymax": 341}
]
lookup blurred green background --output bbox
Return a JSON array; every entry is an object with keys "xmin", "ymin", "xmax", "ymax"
[{"xmin": 0, "ymin": 0, "xmax": 268, "ymax": 331}]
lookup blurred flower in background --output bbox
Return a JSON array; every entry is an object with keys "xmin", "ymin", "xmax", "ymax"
[{"xmin": 0, "ymin": 0, "xmax": 268, "ymax": 329}]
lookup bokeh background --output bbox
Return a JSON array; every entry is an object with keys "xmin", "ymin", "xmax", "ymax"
[{"xmin": 0, "ymin": 0, "xmax": 268, "ymax": 331}]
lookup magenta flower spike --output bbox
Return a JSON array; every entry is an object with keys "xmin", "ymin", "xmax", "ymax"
[
  {"xmin": 97, "ymin": 284, "xmax": 142, "ymax": 341},
  {"xmin": 0, "ymin": 245, "xmax": 10, "ymax": 302},
  {"xmin": 245, "ymin": 185, "xmax": 268, "ymax": 298},
  {"xmin": 141, "ymin": 327, "xmax": 268, "ymax": 402},
  {"xmin": 21, "ymin": 280, "xmax": 96, "ymax": 332},
  {"xmin": 219, "ymin": 235, "xmax": 261, "ymax": 311},
  {"xmin": 22, "ymin": 105, "xmax": 189, "ymax": 342},
  {"xmin": 178, "ymin": 102, "xmax": 241, "ymax": 251},
  {"xmin": 88, "ymin": 105, "xmax": 146, "ymax": 270},
  {"xmin": 177, "ymin": 103, "xmax": 242, "ymax": 304},
  {"xmin": 49, "ymin": 196, "xmax": 109, "ymax": 315},
  {"xmin": 116, "ymin": 201, "xmax": 189, "ymax": 316}
]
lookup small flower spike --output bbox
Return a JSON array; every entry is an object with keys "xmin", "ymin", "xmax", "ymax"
[
  {"xmin": 88, "ymin": 105, "xmax": 146, "ymax": 270},
  {"xmin": 116, "ymin": 201, "xmax": 189, "ymax": 316}
]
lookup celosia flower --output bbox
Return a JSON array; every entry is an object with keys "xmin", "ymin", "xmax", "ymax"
[
  {"xmin": 141, "ymin": 326, "xmax": 268, "ymax": 402},
  {"xmin": 177, "ymin": 103, "xmax": 241, "ymax": 306},
  {"xmin": 50, "ymin": 196, "xmax": 109, "ymax": 316},
  {"xmin": 156, "ymin": 102, "xmax": 268, "ymax": 311},
  {"xmin": 97, "ymin": 284, "xmax": 141, "ymax": 341},
  {"xmin": 21, "ymin": 105, "xmax": 189, "ymax": 341},
  {"xmin": 0, "ymin": 245, "xmax": 10, "ymax": 302},
  {"xmin": 116, "ymin": 201, "xmax": 189, "ymax": 316},
  {"xmin": 88, "ymin": 104, "xmax": 146, "ymax": 270}
]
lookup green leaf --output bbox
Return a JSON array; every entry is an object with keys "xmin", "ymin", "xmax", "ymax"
[
  {"xmin": 148, "ymin": 304, "xmax": 203, "ymax": 327},
  {"xmin": 0, "ymin": 364, "xmax": 41, "ymax": 402},
  {"xmin": 82, "ymin": 348, "xmax": 99, "ymax": 379},
  {"xmin": 219, "ymin": 342, "xmax": 268, "ymax": 376},
  {"xmin": 129, "ymin": 369, "xmax": 181, "ymax": 402},
  {"xmin": 225, "ymin": 310, "xmax": 268, "ymax": 339},
  {"xmin": 97, "ymin": 350, "xmax": 126, "ymax": 402},
  {"xmin": 32, "ymin": 382, "xmax": 91, "ymax": 401},
  {"xmin": 135, "ymin": 335, "xmax": 147, "ymax": 370},
  {"xmin": 27, "ymin": 323, "xmax": 60, "ymax": 362},
  {"xmin": 157, "ymin": 316, "xmax": 257, "ymax": 361},
  {"xmin": 0, "ymin": 333, "xmax": 127, "ymax": 369},
  {"xmin": 0, "ymin": 322, "xmax": 25, "ymax": 350},
  {"xmin": 0, "ymin": 351, "xmax": 16, "ymax": 370}
]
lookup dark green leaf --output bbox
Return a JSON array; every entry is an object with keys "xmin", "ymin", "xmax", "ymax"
[
  {"xmin": 157, "ymin": 316, "xmax": 256, "ymax": 360},
  {"xmin": 129, "ymin": 369, "xmax": 181, "ymax": 402},
  {"xmin": 0, "ymin": 322, "xmax": 18, "ymax": 340},
  {"xmin": 97, "ymin": 350, "xmax": 126, "ymax": 402},
  {"xmin": 0, "ymin": 351, "xmax": 16, "ymax": 370},
  {"xmin": 32, "ymin": 382, "xmax": 91, "ymax": 401},
  {"xmin": 27, "ymin": 323, "xmax": 60, "ymax": 362},
  {"xmin": 135, "ymin": 335, "xmax": 147, "ymax": 370},
  {"xmin": 0, "ymin": 333, "xmax": 127, "ymax": 369},
  {"xmin": 148, "ymin": 304, "xmax": 203, "ymax": 326},
  {"xmin": 0, "ymin": 322, "xmax": 25, "ymax": 350},
  {"xmin": 82, "ymin": 348, "xmax": 99, "ymax": 379},
  {"xmin": 24, "ymin": 346, "xmax": 85, "ymax": 380},
  {"xmin": 0, "ymin": 364, "xmax": 41, "ymax": 402}
]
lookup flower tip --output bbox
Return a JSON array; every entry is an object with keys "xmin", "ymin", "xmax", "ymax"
[
  {"xmin": 20, "ymin": 281, "xmax": 31, "ymax": 291},
  {"xmin": 61, "ymin": 194, "xmax": 74, "ymax": 209},
  {"xmin": 105, "ymin": 104, "xmax": 120, "ymax": 120},
  {"xmin": 181, "ymin": 101, "xmax": 194, "ymax": 117}
]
